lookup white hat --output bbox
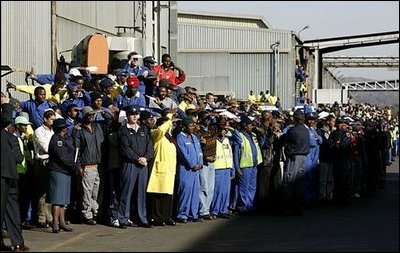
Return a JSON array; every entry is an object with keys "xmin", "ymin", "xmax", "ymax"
[{"xmin": 69, "ymin": 68, "xmax": 82, "ymax": 77}]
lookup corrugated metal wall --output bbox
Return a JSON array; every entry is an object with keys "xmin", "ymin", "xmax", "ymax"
[
  {"xmin": 178, "ymin": 14, "xmax": 267, "ymax": 29},
  {"xmin": 56, "ymin": 1, "xmax": 137, "ymax": 34},
  {"xmin": 56, "ymin": 1, "xmax": 138, "ymax": 62},
  {"xmin": 177, "ymin": 52, "xmax": 230, "ymax": 92},
  {"xmin": 178, "ymin": 24, "xmax": 291, "ymax": 51},
  {"xmin": 1, "ymin": 1, "xmax": 51, "ymax": 101},
  {"xmin": 229, "ymin": 53, "xmax": 293, "ymax": 109},
  {"xmin": 178, "ymin": 22, "xmax": 296, "ymax": 109},
  {"xmin": 322, "ymin": 68, "xmax": 342, "ymax": 89},
  {"xmin": 160, "ymin": 1, "xmax": 171, "ymax": 56},
  {"xmin": 178, "ymin": 52, "xmax": 294, "ymax": 109}
]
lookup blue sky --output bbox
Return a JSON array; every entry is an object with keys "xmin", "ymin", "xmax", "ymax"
[{"xmin": 178, "ymin": 1, "xmax": 399, "ymax": 80}]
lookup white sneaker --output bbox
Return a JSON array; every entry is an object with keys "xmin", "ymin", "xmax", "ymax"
[
  {"xmin": 111, "ymin": 219, "xmax": 120, "ymax": 227},
  {"xmin": 127, "ymin": 219, "xmax": 133, "ymax": 227}
]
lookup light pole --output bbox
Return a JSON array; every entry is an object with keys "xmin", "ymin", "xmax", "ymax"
[
  {"xmin": 271, "ymin": 41, "xmax": 280, "ymax": 96},
  {"xmin": 298, "ymin": 25, "xmax": 310, "ymax": 39}
]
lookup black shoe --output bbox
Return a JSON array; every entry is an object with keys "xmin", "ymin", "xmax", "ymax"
[
  {"xmin": 200, "ymin": 214, "xmax": 213, "ymax": 220},
  {"xmin": 84, "ymin": 219, "xmax": 97, "ymax": 225},
  {"xmin": 152, "ymin": 221, "xmax": 166, "ymax": 226},
  {"xmin": 217, "ymin": 213, "xmax": 231, "ymax": 219},
  {"xmin": 119, "ymin": 223, "xmax": 127, "ymax": 229},
  {"xmin": 21, "ymin": 222, "xmax": 35, "ymax": 230},
  {"xmin": 138, "ymin": 223, "xmax": 153, "ymax": 228},
  {"xmin": 190, "ymin": 218, "xmax": 203, "ymax": 223},
  {"xmin": 176, "ymin": 218, "xmax": 187, "ymax": 224},
  {"xmin": 165, "ymin": 219, "xmax": 176, "ymax": 226}
]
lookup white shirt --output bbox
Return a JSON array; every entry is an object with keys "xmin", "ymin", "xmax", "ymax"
[
  {"xmin": 127, "ymin": 123, "xmax": 140, "ymax": 132},
  {"xmin": 33, "ymin": 125, "xmax": 54, "ymax": 160}
]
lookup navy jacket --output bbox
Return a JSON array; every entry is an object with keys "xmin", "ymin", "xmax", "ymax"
[
  {"xmin": 118, "ymin": 124, "xmax": 154, "ymax": 166},
  {"xmin": 48, "ymin": 133, "xmax": 79, "ymax": 175},
  {"xmin": 282, "ymin": 123, "xmax": 310, "ymax": 156},
  {"xmin": 1, "ymin": 128, "xmax": 24, "ymax": 179}
]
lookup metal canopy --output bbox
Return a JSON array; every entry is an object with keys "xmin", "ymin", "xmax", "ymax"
[{"xmin": 323, "ymin": 56, "xmax": 399, "ymax": 68}]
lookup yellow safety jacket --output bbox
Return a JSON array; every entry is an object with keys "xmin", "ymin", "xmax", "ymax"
[
  {"xmin": 214, "ymin": 137, "xmax": 233, "ymax": 169},
  {"xmin": 239, "ymin": 132, "xmax": 262, "ymax": 168}
]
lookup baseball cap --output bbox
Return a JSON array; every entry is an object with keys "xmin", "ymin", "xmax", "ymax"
[
  {"xmin": 90, "ymin": 92, "xmax": 104, "ymax": 101},
  {"xmin": 140, "ymin": 111, "xmax": 153, "ymax": 121},
  {"xmin": 14, "ymin": 116, "xmax": 32, "ymax": 125},
  {"xmin": 124, "ymin": 105, "xmax": 140, "ymax": 116},
  {"xmin": 127, "ymin": 76, "xmax": 140, "ymax": 88},
  {"xmin": 294, "ymin": 109, "xmax": 304, "ymax": 117},
  {"xmin": 82, "ymin": 106, "xmax": 95, "ymax": 117},
  {"xmin": 182, "ymin": 116, "xmax": 194, "ymax": 126},
  {"xmin": 143, "ymin": 56, "xmax": 157, "ymax": 64},
  {"xmin": 52, "ymin": 118, "xmax": 67, "ymax": 130},
  {"xmin": 100, "ymin": 78, "xmax": 114, "ymax": 88},
  {"xmin": 69, "ymin": 68, "xmax": 82, "ymax": 77},
  {"xmin": 240, "ymin": 115, "xmax": 253, "ymax": 125},
  {"xmin": 67, "ymin": 82, "xmax": 78, "ymax": 91},
  {"xmin": 116, "ymin": 69, "xmax": 129, "ymax": 76}
]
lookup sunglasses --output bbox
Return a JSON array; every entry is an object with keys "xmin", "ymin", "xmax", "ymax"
[{"xmin": 133, "ymin": 58, "xmax": 139, "ymax": 61}]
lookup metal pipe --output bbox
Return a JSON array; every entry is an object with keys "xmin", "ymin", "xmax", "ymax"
[
  {"xmin": 271, "ymin": 41, "xmax": 280, "ymax": 95},
  {"xmin": 145, "ymin": 1, "xmax": 154, "ymax": 56},
  {"xmin": 313, "ymin": 48, "xmax": 320, "ymax": 101},
  {"xmin": 156, "ymin": 1, "xmax": 161, "ymax": 62},
  {"xmin": 51, "ymin": 1, "xmax": 57, "ymax": 73},
  {"xmin": 167, "ymin": 1, "xmax": 170, "ymax": 55}
]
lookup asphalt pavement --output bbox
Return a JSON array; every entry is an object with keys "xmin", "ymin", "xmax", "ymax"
[{"xmin": 14, "ymin": 159, "xmax": 399, "ymax": 252}]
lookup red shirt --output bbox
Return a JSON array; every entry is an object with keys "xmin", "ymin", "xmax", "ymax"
[{"xmin": 152, "ymin": 65, "xmax": 186, "ymax": 86}]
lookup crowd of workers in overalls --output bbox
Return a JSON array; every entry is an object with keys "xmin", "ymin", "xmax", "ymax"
[{"xmin": 1, "ymin": 51, "xmax": 398, "ymax": 251}]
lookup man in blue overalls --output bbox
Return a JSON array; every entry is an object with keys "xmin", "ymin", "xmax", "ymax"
[
  {"xmin": 233, "ymin": 115, "xmax": 262, "ymax": 213},
  {"xmin": 176, "ymin": 117, "xmax": 203, "ymax": 223}
]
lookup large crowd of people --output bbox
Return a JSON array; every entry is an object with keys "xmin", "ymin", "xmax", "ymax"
[{"xmin": 1, "ymin": 51, "xmax": 399, "ymax": 251}]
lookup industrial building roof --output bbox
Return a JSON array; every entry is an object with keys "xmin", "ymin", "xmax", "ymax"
[{"xmin": 178, "ymin": 10, "xmax": 273, "ymax": 29}]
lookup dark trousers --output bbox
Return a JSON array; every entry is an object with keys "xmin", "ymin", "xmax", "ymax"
[
  {"xmin": 268, "ymin": 163, "xmax": 283, "ymax": 213},
  {"xmin": 281, "ymin": 155, "xmax": 306, "ymax": 213},
  {"xmin": 1, "ymin": 177, "xmax": 24, "ymax": 247},
  {"xmin": 65, "ymin": 173, "xmax": 82, "ymax": 224},
  {"xmin": 18, "ymin": 169, "xmax": 35, "ymax": 223},
  {"xmin": 255, "ymin": 164, "xmax": 272, "ymax": 213},
  {"xmin": 333, "ymin": 159, "xmax": 352, "ymax": 205},
  {"xmin": 148, "ymin": 193, "xmax": 173, "ymax": 223},
  {"xmin": 118, "ymin": 163, "xmax": 148, "ymax": 225},
  {"xmin": 105, "ymin": 168, "xmax": 121, "ymax": 222},
  {"xmin": 32, "ymin": 159, "xmax": 51, "ymax": 225}
]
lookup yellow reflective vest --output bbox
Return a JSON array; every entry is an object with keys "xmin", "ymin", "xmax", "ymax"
[
  {"xmin": 16, "ymin": 137, "xmax": 26, "ymax": 174},
  {"xmin": 214, "ymin": 137, "xmax": 233, "ymax": 169},
  {"xmin": 239, "ymin": 132, "xmax": 262, "ymax": 168}
]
